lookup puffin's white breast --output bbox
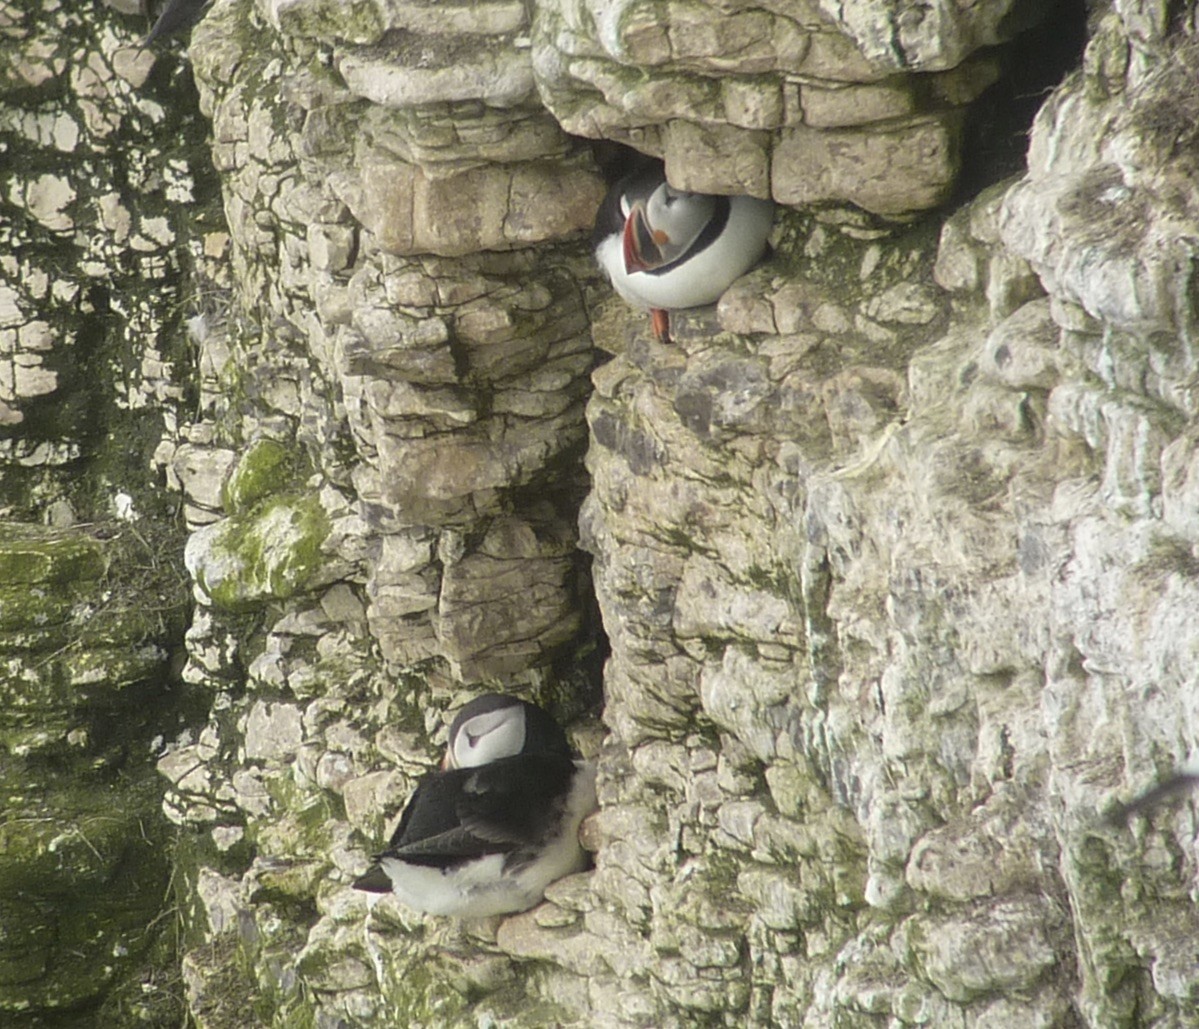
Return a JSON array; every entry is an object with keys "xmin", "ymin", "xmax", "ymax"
[
  {"xmin": 377, "ymin": 854, "xmax": 513, "ymax": 917},
  {"xmin": 377, "ymin": 760, "xmax": 597, "ymax": 918}
]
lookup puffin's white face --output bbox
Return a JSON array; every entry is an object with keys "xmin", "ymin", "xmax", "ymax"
[
  {"xmin": 622, "ymin": 183, "xmax": 719, "ymax": 275},
  {"xmin": 446, "ymin": 704, "xmax": 527, "ymax": 769},
  {"xmin": 643, "ymin": 184, "xmax": 715, "ymax": 252}
]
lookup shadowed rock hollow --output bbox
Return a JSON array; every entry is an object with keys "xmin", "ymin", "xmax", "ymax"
[{"xmin": 3, "ymin": 0, "xmax": 1199, "ymax": 1025}]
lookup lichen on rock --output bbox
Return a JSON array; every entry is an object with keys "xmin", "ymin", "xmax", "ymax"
[
  {"xmin": 186, "ymin": 493, "xmax": 334, "ymax": 609},
  {"xmin": 0, "ymin": 520, "xmax": 191, "ymax": 1022},
  {"xmin": 7, "ymin": 0, "xmax": 1199, "ymax": 1025}
]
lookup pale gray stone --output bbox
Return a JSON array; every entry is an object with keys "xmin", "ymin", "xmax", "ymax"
[
  {"xmin": 24, "ymin": 173, "xmax": 76, "ymax": 232},
  {"xmin": 905, "ymin": 796, "xmax": 1050, "ymax": 903},
  {"xmin": 338, "ymin": 36, "xmax": 535, "ymax": 108},
  {"xmin": 315, "ymin": 751, "xmax": 355, "ymax": 792},
  {"xmin": 898, "ymin": 898, "xmax": 1063, "ymax": 1002},
  {"xmin": 196, "ymin": 868, "xmax": 245, "ymax": 937},
  {"xmin": 863, "ymin": 280, "xmax": 942, "ymax": 325},
  {"xmin": 980, "ymin": 297, "xmax": 1062, "ymax": 391},
  {"xmin": 336, "ymin": 158, "xmax": 603, "ymax": 257},
  {"xmin": 773, "ymin": 113, "xmax": 963, "ymax": 214},
  {"xmin": 307, "ymin": 223, "xmax": 357, "ymax": 273},
  {"xmin": 814, "ymin": 0, "xmax": 1041, "ymax": 72},
  {"xmin": 84, "ymin": 0, "xmax": 1199, "ymax": 1026},
  {"xmin": 800, "ymin": 78, "xmax": 916, "ymax": 128},
  {"xmin": 1161, "ymin": 428, "xmax": 1199, "ymax": 543},
  {"xmin": 230, "ymin": 768, "xmax": 272, "ymax": 817},
  {"xmin": 342, "ymin": 769, "xmax": 405, "ymax": 835},
  {"xmin": 11, "ymin": 354, "xmax": 56, "ymax": 399},
  {"xmin": 244, "ymin": 701, "xmax": 304, "ymax": 762},
  {"xmin": 172, "ymin": 443, "xmax": 238, "ymax": 515}
]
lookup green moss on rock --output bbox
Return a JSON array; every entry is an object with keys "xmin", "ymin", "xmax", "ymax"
[
  {"xmin": 222, "ymin": 438, "xmax": 302, "ymax": 516},
  {"xmin": 0, "ymin": 582, "xmax": 77, "ymax": 635},
  {"xmin": 272, "ymin": 0, "xmax": 384, "ymax": 44},
  {"xmin": 63, "ymin": 643, "xmax": 168, "ymax": 691},
  {"xmin": 187, "ymin": 493, "xmax": 332, "ymax": 611},
  {"xmin": 0, "ymin": 770, "xmax": 175, "ymax": 1018},
  {"xmin": 0, "ymin": 524, "xmax": 108, "ymax": 585},
  {"xmin": 180, "ymin": 934, "xmax": 266, "ymax": 1029},
  {"xmin": 0, "ymin": 522, "xmax": 188, "ymax": 656}
]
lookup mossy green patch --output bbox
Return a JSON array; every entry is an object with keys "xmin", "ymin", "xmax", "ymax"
[
  {"xmin": 94, "ymin": 925, "xmax": 187, "ymax": 1029},
  {"xmin": 369, "ymin": 946, "xmax": 470, "ymax": 1028},
  {"xmin": 191, "ymin": 493, "xmax": 331, "ymax": 611},
  {"xmin": 0, "ymin": 524, "xmax": 108, "ymax": 585},
  {"xmin": 179, "ymin": 934, "xmax": 265, "ymax": 1029},
  {"xmin": 0, "ymin": 768, "xmax": 175, "ymax": 1017},
  {"xmin": 769, "ymin": 206, "xmax": 943, "ymax": 316},
  {"xmin": 0, "ymin": 520, "xmax": 186, "ymax": 759},
  {"xmin": 222, "ymin": 438, "xmax": 302, "ymax": 516},
  {"xmin": 273, "ymin": 0, "xmax": 384, "ymax": 45},
  {"xmin": 62, "ymin": 644, "xmax": 167, "ymax": 691},
  {"xmin": 0, "ymin": 521, "xmax": 188, "ymax": 656},
  {"xmin": 0, "ymin": 582, "xmax": 77, "ymax": 634}
]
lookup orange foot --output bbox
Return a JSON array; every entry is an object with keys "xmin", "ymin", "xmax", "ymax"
[{"xmin": 650, "ymin": 308, "xmax": 671, "ymax": 343}]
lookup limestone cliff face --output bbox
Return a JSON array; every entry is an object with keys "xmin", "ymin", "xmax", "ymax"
[{"xmin": 4, "ymin": 0, "xmax": 1199, "ymax": 1025}]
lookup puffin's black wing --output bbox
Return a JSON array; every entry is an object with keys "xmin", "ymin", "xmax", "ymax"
[
  {"xmin": 457, "ymin": 753, "xmax": 576, "ymax": 846},
  {"xmin": 381, "ymin": 771, "xmax": 506, "ymax": 867},
  {"xmin": 389, "ymin": 823, "xmax": 514, "ymax": 865},
  {"xmin": 380, "ymin": 754, "xmax": 576, "ymax": 868}
]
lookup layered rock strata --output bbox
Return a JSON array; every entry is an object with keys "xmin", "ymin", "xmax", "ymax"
[
  {"xmin": 157, "ymin": 0, "xmax": 605, "ymax": 1022},
  {"xmin": 533, "ymin": 0, "xmax": 1022, "ymax": 212},
  {"xmin": 4, "ymin": 0, "xmax": 1199, "ymax": 1026},
  {"xmin": 165, "ymin": 0, "xmax": 1199, "ymax": 1025},
  {"xmin": 164, "ymin": 2, "xmax": 1194, "ymax": 1026}
]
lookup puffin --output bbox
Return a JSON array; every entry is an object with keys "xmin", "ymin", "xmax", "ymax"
[
  {"xmin": 593, "ymin": 163, "xmax": 775, "ymax": 343},
  {"xmin": 353, "ymin": 694, "xmax": 598, "ymax": 917}
]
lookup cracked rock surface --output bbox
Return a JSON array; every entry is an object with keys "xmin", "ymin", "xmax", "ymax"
[{"xmin": 3, "ymin": 0, "xmax": 1199, "ymax": 1026}]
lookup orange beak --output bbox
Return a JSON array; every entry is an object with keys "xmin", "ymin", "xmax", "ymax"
[{"xmin": 623, "ymin": 202, "xmax": 668, "ymax": 273}]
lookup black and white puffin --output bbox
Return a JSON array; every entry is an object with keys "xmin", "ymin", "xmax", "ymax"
[
  {"xmin": 593, "ymin": 163, "xmax": 775, "ymax": 342},
  {"xmin": 353, "ymin": 694, "xmax": 597, "ymax": 917}
]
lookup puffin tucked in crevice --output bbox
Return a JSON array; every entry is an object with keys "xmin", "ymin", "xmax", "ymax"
[
  {"xmin": 353, "ymin": 694, "xmax": 597, "ymax": 918},
  {"xmin": 593, "ymin": 163, "xmax": 775, "ymax": 343}
]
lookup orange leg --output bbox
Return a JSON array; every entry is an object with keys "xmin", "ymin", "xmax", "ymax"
[{"xmin": 650, "ymin": 308, "xmax": 671, "ymax": 343}]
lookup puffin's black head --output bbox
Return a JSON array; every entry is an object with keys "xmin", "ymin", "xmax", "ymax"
[
  {"xmin": 445, "ymin": 694, "xmax": 572, "ymax": 769},
  {"xmin": 591, "ymin": 161, "xmax": 668, "ymax": 249}
]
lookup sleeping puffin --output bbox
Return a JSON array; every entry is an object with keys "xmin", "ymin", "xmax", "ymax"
[
  {"xmin": 353, "ymin": 694, "xmax": 597, "ymax": 917},
  {"xmin": 593, "ymin": 163, "xmax": 775, "ymax": 342}
]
